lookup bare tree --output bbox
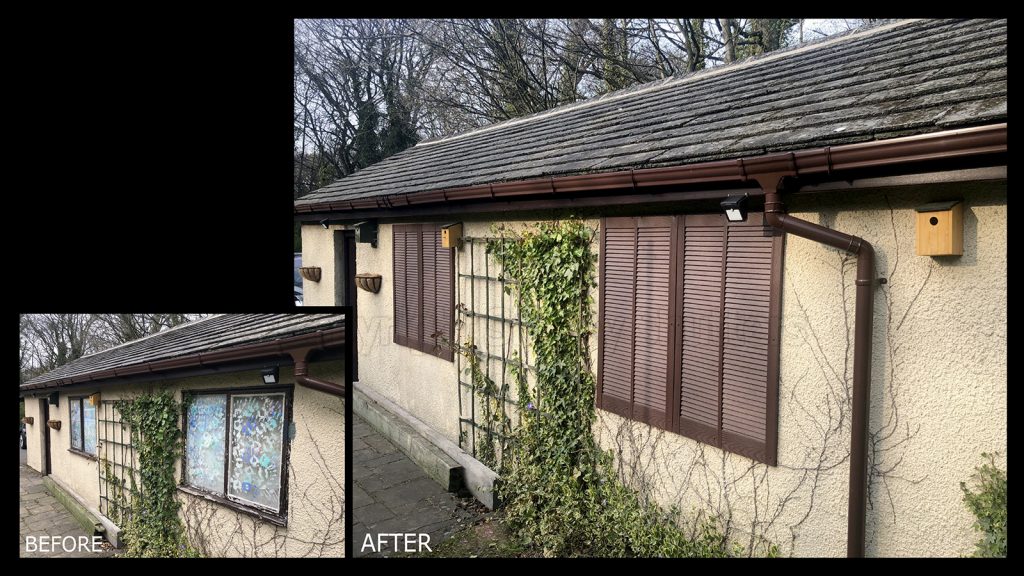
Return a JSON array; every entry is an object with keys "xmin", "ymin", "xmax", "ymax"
[
  {"xmin": 20, "ymin": 314, "xmax": 210, "ymax": 378},
  {"xmin": 94, "ymin": 314, "xmax": 208, "ymax": 346},
  {"xmin": 294, "ymin": 18, "xmax": 847, "ymax": 193},
  {"xmin": 22, "ymin": 314, "xmax": 103, "ymax": 372}
]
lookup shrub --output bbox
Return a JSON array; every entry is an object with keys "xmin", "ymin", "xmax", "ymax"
[
  {"xmin": 489, "ymin": 220, "xmax": 749, "ymax": 557},
  {"xmin": 960, "ymin": 453, "xmax": 1006, "ymax": 557}
]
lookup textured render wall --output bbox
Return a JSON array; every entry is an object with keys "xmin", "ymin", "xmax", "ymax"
[
  {"xmin": 26, "ymin": 362, "xmax": 344, "ymax": 557},
  {"xmin": 165, "ymin": 362, "xmax": 345, "ymax": 557},
  {"xmin": 594, "ymin": 183, "xmax": 1006, "ymax": 557},
  {"xmin": 356, "ymin": 222, "xmax": 461, "ymax": 443},
  {"xmin": 341, "ymin": 183, "xmax": 1005, "ymax": 556},
  {"xmin": 355, "ymin": 220, "xmax": 599, "ymax": 451},
  {"xmin": 301, "ymin": 223, "xmax": 348, "ymax": 306},
  {"xmin": 44, "ymin": 392, "xmax": 101, "ymax": 507},
  {"xmin": 24, "ymin": 398, "xmax": 43, "ymax": 472}
]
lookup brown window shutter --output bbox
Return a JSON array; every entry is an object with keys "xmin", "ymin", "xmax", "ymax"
[
  {"xmin": 598, "ymin": 219, "xmax": 636, "ymax": 418},
  {"xmin": 598, "ymin": 213, "xmax": 780, "ymax": 465},
  {"xmin": 422, "ymin": 228, "xmax": 437, "ymax": 348},
  {"xmin": 421, "ymin": 228, "xmax": 454, "ymax": 361},
  {"xmin": 393, "ymin": 227, "xmax": 410, "ymax": 347},
  {"xmin": 393, "ymin": 225, "xmax": 421, "ymax": 349},
  {"xmin": 632, "ymin": 220, "xmax": 673, "ymax": 429},
  {"xmin": 599, "ymin": 217, "xmax": 674, "ymax": 429},
  {"xmin": 720, "ymin": 215, "xmax": 779, "ymax": 464},
  {"xmin": 393, "ymin": 224, "xmax": 454, "ymax": 362},
  {"xmin": 678, "ymin": 214, "xmax": 724, "ymax": 446},
  {"xmin": 407, "ymin": 229, "xmax": 421, "ymax": 345},
  {"xmin": 434, "ymin": 233, "xmax": 454, "ymax": 361}
]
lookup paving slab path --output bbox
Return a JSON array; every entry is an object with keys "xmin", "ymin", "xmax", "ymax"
[
  {"xmin": 19, "ymin": 452, "xmax": 117, "ymax": 558},
  {"xmin": 352, "ymin": 414, "xmax": 486, "ymax": 557}
]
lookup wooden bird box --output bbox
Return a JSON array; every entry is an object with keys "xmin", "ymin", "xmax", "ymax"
[
  {"xmin": 441, "ymin": 222, "xmax": 463, "ymax": 249},
  {"xmin": 915, "ymin": 200, "xmax": 963, "ymax": 256}
]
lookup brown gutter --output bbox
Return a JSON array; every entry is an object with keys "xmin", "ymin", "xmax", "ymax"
[
  {"xmin": 754, "ymin": 173, "xmax": 877, "ymax": 558},
  {"xmin": 295, "ymin": 123, "xmax": 1006, "ymax": 215},
  {"xmin": 20, "ymin": 327, "xmax": 346, "ymax": 392},
  {"xmin": 290, "ymin": 347, "xmax": 346, "ymax": 398}
]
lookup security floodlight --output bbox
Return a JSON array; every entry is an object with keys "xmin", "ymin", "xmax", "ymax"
[
  {"xmin": 721, "ymin": 194, "xmax": 749, "ymax": 223},
  {"xmin": 261, "ymin": 366, "xmax": 280, "ymax": 385}
]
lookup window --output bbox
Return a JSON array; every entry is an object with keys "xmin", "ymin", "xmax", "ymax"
[
  {"xmin": 597, "ymin": 213, "xmax": 783, "ymax": 465},
  {"xmin": 68, "ymin": 396, "xmax": 97, "ymax": 457},
  {"xmin": 181, "ymin": 387, "xmax": 291, "ymax": 523},
  {"xmin": 393, "ymin": 223, "xmax": 454, "ymax": 361}
]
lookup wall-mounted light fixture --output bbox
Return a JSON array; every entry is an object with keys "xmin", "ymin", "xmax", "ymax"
[
  {"xmin": 261, "ymin": 366, "xmax": 280, "ymax": 385},
  {"xmin": 319, "ymin": 218, "xmax": 330, "ymax": 230},
  {"xmin": 355, "ymin": 220, "xmax": 378, "ymax": 248},
  {"xmin": 48, "ymin": 392, "xmax": 59, "ymax": 407},
  {"xmin": 721, "ymin": 193, "xmax": 749, "ymax": 223}
]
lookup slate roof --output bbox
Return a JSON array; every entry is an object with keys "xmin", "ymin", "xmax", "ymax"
[
  {"xmin": 295, "ymin": 18, "xmax": 1006, "ymax": 209},
  {"xmin": 21, "ymin": 314, "xmax": 345, "ymax": 388}
]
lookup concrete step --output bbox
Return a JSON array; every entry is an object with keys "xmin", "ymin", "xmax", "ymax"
[{"xmin": 353, "ymin": 383, "xmax": 500, "ymax": 509}]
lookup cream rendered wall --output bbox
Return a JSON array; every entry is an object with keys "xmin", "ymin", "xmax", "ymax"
[
  {"xmin": 338, "ymin": 183, "xmax": 1004, "ymax": 556},
  {"xmin": 25, "ymin": 361, "xmax": 344, "ymax": 558},
  {"xmin": 594, "ymin": 184, "xmax": 1006, "ymax": 557},
  {"xmin": 355, "ymin": 222, "xmax": 461, "ymax": 442},
  {"xmin": 355, "ymin": 220, "xmax": 599, "ymax": 450},
  {"xmin": 24, "ymin": 397, "xmax": 43, "ymax": 472},
  {"xmin": 301, "ymin": 223, "xmax": 349, "ymax": 306},
  {"xmin": 46, "ymin": 392, "xmax": 102, "ymax": 507}
]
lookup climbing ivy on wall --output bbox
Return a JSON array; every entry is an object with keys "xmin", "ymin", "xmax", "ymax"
[
  {"xmin": 961, "ymin": 453, "xmax": 1007, "ymax": 557},
  {"xmin": 113, "ymin": 390, "xmax": 201, "ymax": 557},
  {"xmin": 486, "ymin": 219, "xmax": 741, "ymax": 557}
]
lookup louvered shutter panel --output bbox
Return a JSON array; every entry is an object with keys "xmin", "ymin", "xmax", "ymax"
[
  {"xmin": 393, "ymin": 225, "xmax": 421, "ymax": 349},
  {"xmin": 433, "ymin": 235, "xmax": 453, "ymax": 361},
  {"xmin": 598, "ymin": 220, "xmax": 635, "ymax": 417},
  {"xmin": 632, "ymin": 221, "xmax": 672, "ymax": 429},
  {"xmin": 720, "ymin": 215, "xmax": 779, "ymax": 463},
  {"xmin": 678, "ymin": 215, "xmax": 724, "ymax": 445},
  {"xmin": 422, "ymin": 228, "xmax": 437, "ymax": 349},
  {"xmin": 421, "ymin": 227, "xmax": 454, "ymax": 361},
  {"xmin": 599, "ymin": 217, "xmax": 674, "ymax": 428},
  {"xmin": 393, "ymin": 226, "xmax": 410, "ymax": 347}
]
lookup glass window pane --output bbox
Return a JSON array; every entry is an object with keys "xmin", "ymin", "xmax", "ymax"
[
  {"xmin": 185, "ymin": 394, "xmax": 227, "ymax": 495},
  {"xmin": 83, "ymin": 400, "xmax": 97, "ymax": 455},
  {"xmin": 70, "ymin": 400, "xmax": 82, "ymax": 451},
  {"xmin": 227, "ymin": 394, "xmax": 285, "ymax": 512}
]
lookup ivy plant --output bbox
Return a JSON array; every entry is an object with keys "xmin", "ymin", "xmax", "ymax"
[
  {"xmin": 112, "ymin": 390, "xmax": 201, "ymax": 557},
  {"xmin": 487, "ymin": 219, "xmax": 743, "ymax": 557},
  {"xmin": 961, "ymin": 453, "xmax": 1007, "ymax": 557}
]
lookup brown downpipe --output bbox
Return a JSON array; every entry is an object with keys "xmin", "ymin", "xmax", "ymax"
[
  {"xmin": 290, "ymin": 347, "xmax": 346, "ymax": 398},
  {"xmin": 755, "ymin": 173, "xmax": 876, "ymax": 558}
]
